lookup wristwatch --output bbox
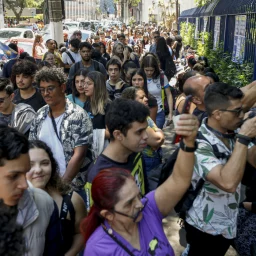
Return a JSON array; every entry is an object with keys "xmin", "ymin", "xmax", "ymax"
[
  {"xmin": 236, "ymin": 134, "xmax": 251, "ymax": 146},
  {"xmin": 180, "ymin": 139, "xmax": 198, "ymax": 152}
]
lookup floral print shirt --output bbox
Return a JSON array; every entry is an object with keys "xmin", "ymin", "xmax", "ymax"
[
  {"xmin": 29, "ymin": 99, "xmax": 93, "ymax": 190},
  {"xmin": 186, "ymin": 118, "xmax": 240, "ymax": 239}
]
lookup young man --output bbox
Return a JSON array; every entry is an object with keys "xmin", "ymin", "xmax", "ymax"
[
  {"xmin": 62, "ymin": 38, "xmax": 81, "ymax": 74},
  {"xmin": 85, "ymin": 98, "xmax": 149, "ymax": 211},
  {"xmin": 29, "ymin": 67, "xmax": 93, "ymax": 199},
  {"xmin": 106, "ymin": 58, "xmax": 129, "ymax": 101},
  {"xmin": 185, "ymin": 83, "xmax": 256, "ymax": 256},
  {"xmin": 0, "ymin": 125, "xmax": 62, "ymax": 255},
  {"xmin": 11, "ymin": 59, "xmax": 45, "ymax": 112},
  {"xmin": 149, "ymin": 30, "xmax": 160, "ymax": 54},
  {"xmin": 67, "ymin": 42, "xmax": 107, "ymax": 89},
  {"xmin": 0, "ymin": 78, "xmax": 35, "ymax": 136}
]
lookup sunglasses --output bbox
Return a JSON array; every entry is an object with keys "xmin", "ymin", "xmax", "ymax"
[
  {"xmin": 219, "ymin": 107, "xmax": 244, "ymax": 117},
  {"xmin": 0, "ymin": 95, "xmax": 10, "ymax": 103}
]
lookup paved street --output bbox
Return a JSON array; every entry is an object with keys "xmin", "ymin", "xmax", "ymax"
[{"xmin": 161, "ymin": 125, "xmax": 237, "ymax": 256}]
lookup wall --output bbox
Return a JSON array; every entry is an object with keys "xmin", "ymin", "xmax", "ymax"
[{"xmin": 179, "ymin": 0, "xmax": 196, "ymax": 13}]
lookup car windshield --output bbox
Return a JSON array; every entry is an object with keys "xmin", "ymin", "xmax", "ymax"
[
  {"xmin": 65, "ymin": 23, "xmax": 79, "ymax": 28},
  {"xmin": 0, "ymin": 31, "xmax": 22, "ymax": 38},
  {"xmin": 17, "ymin": 42, "xmax": 32, "ymax": 55}
]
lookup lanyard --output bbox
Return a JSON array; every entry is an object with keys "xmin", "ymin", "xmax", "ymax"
[
  {"xmin": 49, "ymin": 108, "xmax": 61, "ymax": 143},
  {"xmin": 101, "ymin": 224, "xmax": 135, "ymax": 256}
]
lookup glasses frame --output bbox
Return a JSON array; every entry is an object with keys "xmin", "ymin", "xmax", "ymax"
[
  {"xmin": 219, "ymin": 107, "xmax": 243, "ymax": 117},
  {"xmin": 0, "ymin": 95, "xmax": 10, "ymax": 103}
]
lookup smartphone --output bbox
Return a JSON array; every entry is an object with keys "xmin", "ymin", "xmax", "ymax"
[{"xmin": 172, "ymin": 95, "xmax": 193, "ymax": 144}]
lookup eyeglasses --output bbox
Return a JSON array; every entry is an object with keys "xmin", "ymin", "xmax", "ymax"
[
  {"xmin": 219, "ymin": 107, "xmax": 244, "ymax": 117},
  {"xmin": 0, "ymin": 95, "xmax": 10, "ymax": 103},
  {"xmin": 39, "ymin": 86, "xmax": 56, "ymax": 94}
]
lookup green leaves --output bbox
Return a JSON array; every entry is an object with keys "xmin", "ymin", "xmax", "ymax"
[
  {"xmin": 195, "ymin": 0, "xmax": 213, "ymax": 7},
  {"xmin": 203, "ymin": 204, "xmax": 214, "ymax": 224},
  {"xmin": 228, "ymin": 203, "xmax": 238, "ymax": 210}
]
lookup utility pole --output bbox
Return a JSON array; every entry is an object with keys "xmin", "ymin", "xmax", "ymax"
[
  {"xmin": 0, "ymin": 0, "xmax": 4, "ymax": 29},
  {"xmin": 176, "ymin": 0, "xmax": 179, "ymax": 25},
  {"xmin": 48, "ymin": 0, "xmax": 64, "ymax": 44}
]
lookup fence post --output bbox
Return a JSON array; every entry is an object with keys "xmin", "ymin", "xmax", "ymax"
[{"xmin": 224, "ymin": 14, "xmax": 228, "ymax": 52}]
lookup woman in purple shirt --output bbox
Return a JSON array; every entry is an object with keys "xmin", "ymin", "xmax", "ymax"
[{"xmin": 81, "ymin": 114, "xmax": 199, "ymax": 255}]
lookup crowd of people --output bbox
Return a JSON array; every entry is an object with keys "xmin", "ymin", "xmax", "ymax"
[{"xmin": 1, "ymin": 20, "xmax": 256, "ymax": 256}]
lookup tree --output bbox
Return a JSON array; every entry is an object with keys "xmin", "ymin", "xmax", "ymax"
[
  {"xmin": 4, "ymin": 0, "xmax": 44, "ymax": 22},
  {"xmin": 194, "ymin": 0, "xmax": 212, "ymax": 7}
]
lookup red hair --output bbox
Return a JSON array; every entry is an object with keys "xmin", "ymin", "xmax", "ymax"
[{"xmin": 80, "ymin": 168, "xmax": 133, "ymax": 243}]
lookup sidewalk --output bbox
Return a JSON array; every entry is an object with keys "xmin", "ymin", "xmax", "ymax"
[{"xmin": 161, "ymin": 125, "xmax": 237, "ymax": 256}]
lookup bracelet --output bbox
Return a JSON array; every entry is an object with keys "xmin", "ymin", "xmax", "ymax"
[
  {"xmin": 236, "ymin": 134, "xmax": 251, "ymax": 146},
  {"xmin": 236, "ymin": 137, "xmax": 250, "ymax": 146},
  {"xmin": 180, "ymin": 139, "xmax": 197, "ymax": 152},
  {"xmin": 236, "ymin": 134, "xmax": 252, "ymax": 141}
]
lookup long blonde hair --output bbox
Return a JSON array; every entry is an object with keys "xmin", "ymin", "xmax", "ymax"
[
  {"xmin": 32, "ymin": 34, "xmax": 42, "ymax": 57},
  {"xmin": 86, "ymin": 71, "xmax": 110, "ymax": 115}
]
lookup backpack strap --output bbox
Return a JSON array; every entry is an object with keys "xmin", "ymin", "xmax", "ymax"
[
  {"xmin": 160, "ymin": 71, "xmax": 166, "ymax": 110},
  {"xmin": 60, "ymin": 191, "xmax": 75, "ymax": 223},
  {"xmin": 197, "ymin": 131, "xmax": 230, "ymax": 160},
  {"xmin": 66, "ymin": 51, "xmax": 75, "ymax": 64}
]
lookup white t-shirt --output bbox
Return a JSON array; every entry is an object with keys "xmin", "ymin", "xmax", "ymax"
[
  {"xmin": 39, "ymin": 115, "xmax": 66, "ymax": 176},
  {"xmin": 62, "ymin": 50, "xmax": 81, "ymax": 65},
  {"xmin": 147, "ymin": 75, "xmax": 169, "ymax": 113}
]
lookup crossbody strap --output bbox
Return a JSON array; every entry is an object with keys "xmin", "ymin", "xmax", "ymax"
[
  {"xmin": 49, "ymin": 108, "xmax": 61, "ymax": 143},
  {"xmin": 60, "ymin": 191, "xmax": 75, "ymax": 222},
  {"xmin": 66, "ymin": 51, "xmax": 75, "ymax": 64},
  {"xmin": 101, "ymin": 224, "xmax": 135, "ymax": 256}
]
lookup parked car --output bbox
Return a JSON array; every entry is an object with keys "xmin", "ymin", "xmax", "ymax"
[
  {"xmin": 64, "ymin": 21, "xmax": 83, "ymax": 31},
  {"xmin": 0, "ymin": 28, "xmax": 35, "ymax": 42}
]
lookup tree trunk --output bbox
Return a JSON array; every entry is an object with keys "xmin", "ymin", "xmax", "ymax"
[{"xmin": 48, "ymin": 0, "xmax": 63, "ymax": 45}]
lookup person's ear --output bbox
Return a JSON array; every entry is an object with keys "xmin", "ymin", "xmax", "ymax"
[
  {"xmin": 100, "ymin": 209, "xmax": 114, "ymax": 222},
  {"xmin": 10, "ymin": 93, "xmax": 14, "ymax": 101},
  {"xmin": 192, "ymin": 96, "xmax": 202, "ymax": 105},
  {"xmin": 113, "ymin": 130, "xmax": 123, "ymax": 141},
  {"xmin": 60, "ymin": 83, "xmax": 66, "ymax": 94},
  {"xmin": 212, "ymin": 109, "xmax": 221, "ymax": 121}
]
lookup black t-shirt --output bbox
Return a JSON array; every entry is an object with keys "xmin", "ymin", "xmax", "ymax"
[
  {"xmin": 84, "ymin": 101, "xmax": 111, "ymax": 129},
  {"xmin": 13, "ymin": 87, "xmax": 46, "ymax": 112}
]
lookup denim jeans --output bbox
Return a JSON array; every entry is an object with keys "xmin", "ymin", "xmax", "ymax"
[{"xmin": 156, "ymin": 110, "xmax": 165, "ymax": 129}]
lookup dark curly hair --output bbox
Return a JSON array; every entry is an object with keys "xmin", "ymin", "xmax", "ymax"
[
  {"xmin": 106, "ymin": 98, "xmax": 149, "ymax": 140},
  {"xmin": 0, "ymin": 125, "xmax": 29, "ymax": 167},
  {"xmin": 11, "ymin": 59, "xmax": 38, "ymax": 88},
  {"xmin": 29, "ymin": 140, "xmax": 71, "ymax": 195},
  {"xmin": 0, "ymin": 200, "xmax": 25, "ymax": 255}
]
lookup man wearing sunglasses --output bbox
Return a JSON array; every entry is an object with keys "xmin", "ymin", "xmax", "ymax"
[
  {"xmin": 29, "ymin": 67, "xmax": 93, "ymax": 201},
  {"xmin": 0, "ymin": 77, "xmax": 35, "ymax": 136},
  {"xmin": 184, "ymin": 82, "xmax": 256, "ymax": 256}
]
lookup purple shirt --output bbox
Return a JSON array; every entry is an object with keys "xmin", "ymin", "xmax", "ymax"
[{"xmin": 84, "ymin": 191, "xmax": 175, "ymax": 256}]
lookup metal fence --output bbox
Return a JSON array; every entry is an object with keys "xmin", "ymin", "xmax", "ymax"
[{"xmin": 179, "ymin": 0, "xmax": 256, "ymax": 67}]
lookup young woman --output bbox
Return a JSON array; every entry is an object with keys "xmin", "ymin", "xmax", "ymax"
[
  {"xmin": 42, "ymin": 52, "xmax": 55, "ymax": 67},
  {"xmin": 122, "ymin": 87, "xmax": 164, "ymax": 173},
  {"xmin": 130, "ymin": 68, "xmax": 158, "ymax": 123},
  {"xmin": 83, "ymin": 71, "xmax": 111, "ymax": 158},
  {"xmin": 141, "ymin": 55, "xmax": 173, "ymax": 129},
  {"xmin": 121, "ymin": 60, "xmax": 137, "ymax": 84},
  {"xmin": 80, "ymin": 114, "xmax": 198, "ymax": 255},
  {"xmin": 173, "ymin": 35, "xmax": 183, "ymax": 60},
  {"xmin": 99, "ymin": 42, "xmax": 110, "ymax": 62},
  {"xmin": 66, "ymin": 69, "xmax": 87, "ymax": 108},
  {"xmin": 32, "ymin": 34, "xmax": 46, "ymax": 63},
  {"xmin": 111, "ymin": 42, "xmax": 129, "ymax": 65},
  {"xmin": 27, "ymin": 140, "xmax": 87, "ymax": 256}
]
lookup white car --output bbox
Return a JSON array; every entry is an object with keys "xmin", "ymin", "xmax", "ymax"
[
  {"xmin": 64, "ymin": 22, "xmax": 83, "ymax": 32},
  {"xmin": 0, "ymin": 28, "xmax": 35, "ymax": 42}
]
